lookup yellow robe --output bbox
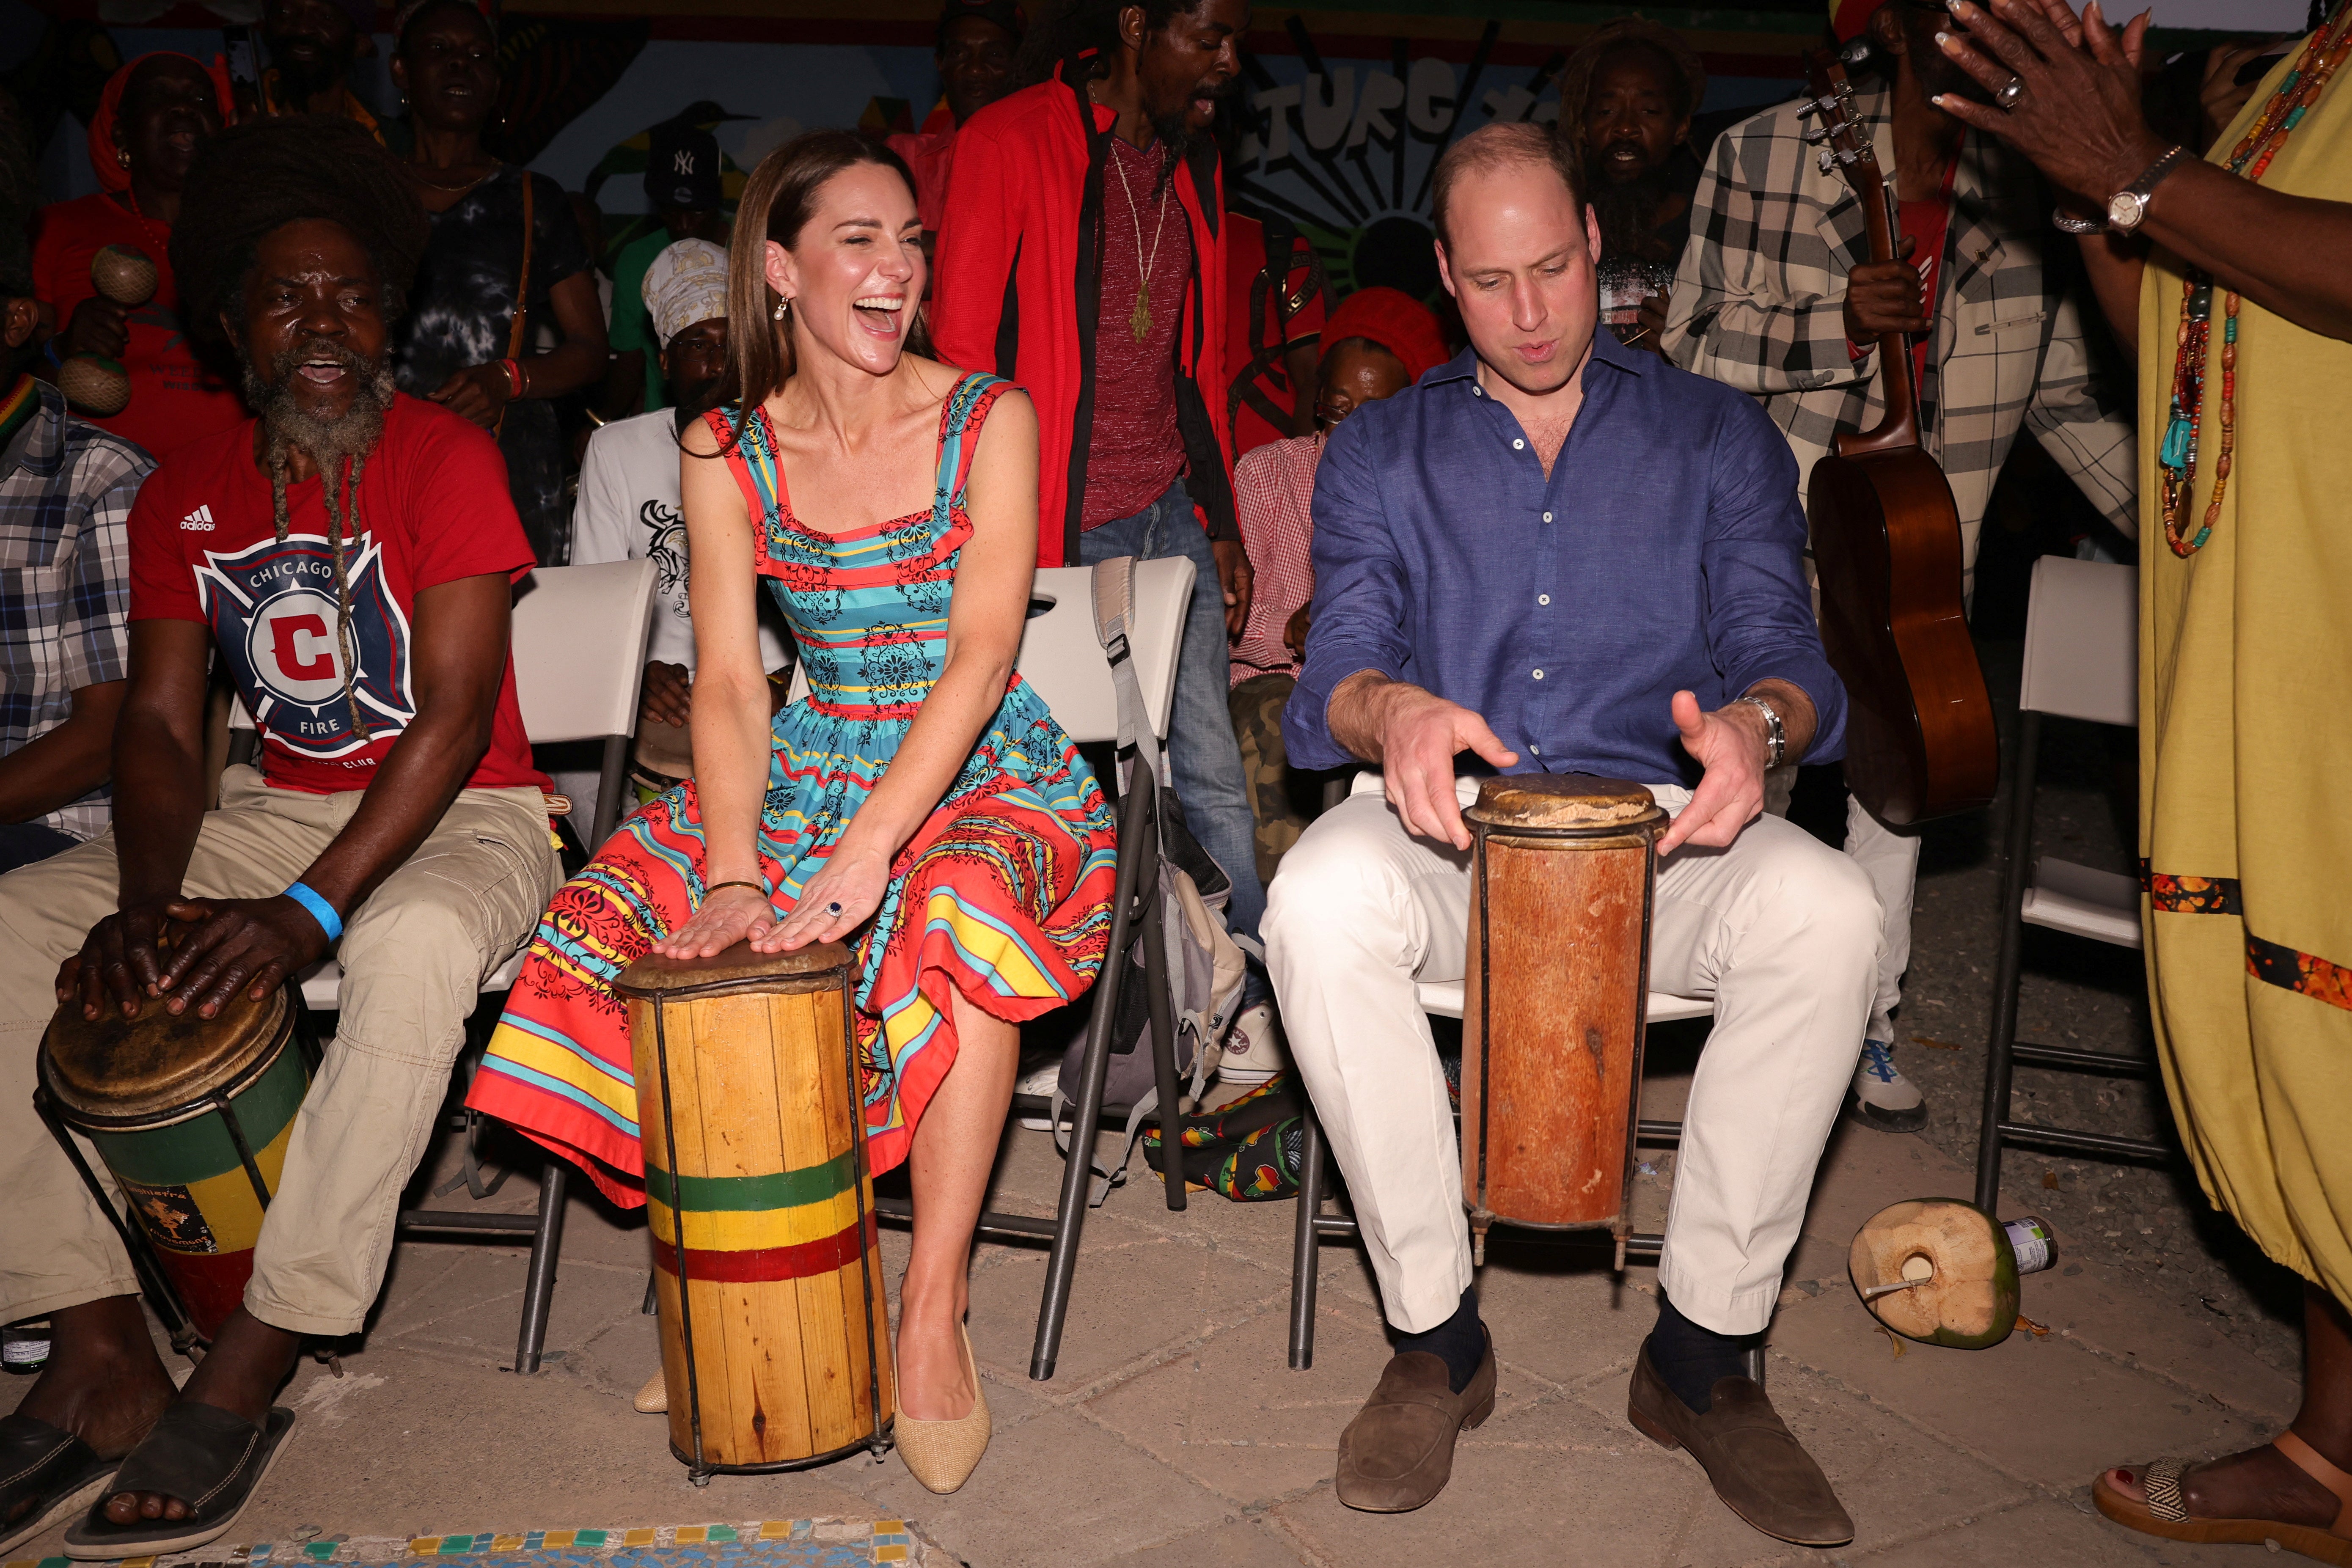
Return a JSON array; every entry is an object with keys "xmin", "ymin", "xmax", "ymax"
[{"xmin": 2140, "ymin": 47, "xmax": 2352, "ymax": 1309}]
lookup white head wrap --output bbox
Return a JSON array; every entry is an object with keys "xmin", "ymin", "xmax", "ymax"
[{"xmin": 643, "ymin": 237, "xmax": 730, "ymax": 349}]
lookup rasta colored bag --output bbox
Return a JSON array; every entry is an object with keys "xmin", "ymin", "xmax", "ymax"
[{"xmin": 1143, "ymin": 1073, "xmax": 1307, "ymax": 1202}]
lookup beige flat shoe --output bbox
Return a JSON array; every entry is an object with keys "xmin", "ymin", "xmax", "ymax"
[
  {"xmin": 633, "ymin": 1368, "xmax": 667, "ymax": 1414},
  {"xmin": 894, "ymin": 1323, "xmax": 990, "ymax": 1494}
]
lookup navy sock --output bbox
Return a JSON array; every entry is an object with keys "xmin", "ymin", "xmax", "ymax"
[
  {"xmin": 1646, "ymin": 1293, "xmax": 1760, "ymax": 1415},
  {"xmin": 1394, "ymin": 1285, "xmax": 1485, "ymax": 1394}
]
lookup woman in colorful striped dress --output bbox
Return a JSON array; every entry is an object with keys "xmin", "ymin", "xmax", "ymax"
[{"xmin": 466, "ymin": 131, "xmax": 1115, "ymax": 1492}]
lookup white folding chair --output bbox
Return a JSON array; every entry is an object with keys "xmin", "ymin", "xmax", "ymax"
[
  {"xmin": 859, "ymin": 558, "xmax": 1194, "ymax": 1382},
  {"xmin": 1973, "ymin": 555, "xmax": 2162, "ymax": 1210},
  {"xmin": 250, "ymin": 560, "xmax": 657, "ymax": 1371}
]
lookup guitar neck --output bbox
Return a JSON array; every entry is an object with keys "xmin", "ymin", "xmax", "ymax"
[{"xmin": 1852, "ymin": 179, "xmax": 1923, "ymax": 455}]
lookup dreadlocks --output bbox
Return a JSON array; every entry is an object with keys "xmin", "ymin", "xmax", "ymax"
[
  {"xmin": 172, "ymin": 116, "xmax": 426, "ymax": 741},
  {"xmin": 1013, "ymin": 0, "xmax": 1194, "ymax": 88}
]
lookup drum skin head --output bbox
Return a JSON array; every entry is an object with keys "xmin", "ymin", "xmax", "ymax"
[
  {"xmin": 617, "ymin": 938, "xmax": 853, "ymax": 998},
  {"xmin": 43, "ymin": 985, "xmax": 289, "ymax": 1120},
  {"xmin": 1849, "ymin": 1198, "xmax": 2021, "ymax": 1349},
  {"xmin": 1466, "ymin": 774, "xmax": 1663, "ymax": 831}
]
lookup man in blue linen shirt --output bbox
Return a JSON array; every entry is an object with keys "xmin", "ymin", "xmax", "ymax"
[{"xmin": 1265, "ymin": 124, "xmax": 1878, "ymax": 1541}]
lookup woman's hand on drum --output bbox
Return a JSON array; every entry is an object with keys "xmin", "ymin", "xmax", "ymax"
[
  {"xmin": 762, "ymin": 842, "xmax": 890, "ymax": 953},
  {"xmin": 652, "ymin": 883, "xmax": 778, "ymax": 961}
]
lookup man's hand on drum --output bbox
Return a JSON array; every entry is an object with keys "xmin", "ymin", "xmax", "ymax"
[
  {"xmin": 58, "ymin": 895, "xmax": 330, "ymax": 1021},
  {"xmin": 763, "ymin": 840, "xmax": 890, "ymax": 953},
  {"xmin": 1364, "ymin": 679, "xmax": 1519, "ymax": 850},
  {"xmin": 1658, "ymin": 690, "xmax": 1772, "ymax": 854}
]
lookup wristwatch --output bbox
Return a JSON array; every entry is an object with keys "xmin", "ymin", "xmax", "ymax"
[
  {"xmin": 2107, "ymin": 146, "xmax": 2189, "ymax": 234},
  {"xmin": 1734, "ymin": 694, "xmax": 1786, "ymax": 770}
]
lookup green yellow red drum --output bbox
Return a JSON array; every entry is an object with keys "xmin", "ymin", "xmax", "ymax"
[
  {"xmin": 619, "ymin": 940, "xmax": 894, "ymax": 1472},
  {"xmin": 38, "ymin": 985, "xmax": 305, "ymax": 1339}
]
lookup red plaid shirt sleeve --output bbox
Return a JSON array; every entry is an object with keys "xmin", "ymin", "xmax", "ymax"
[{"xmin": 1228, "ymin": 433, "xmax": 1322, "ymax": 686}]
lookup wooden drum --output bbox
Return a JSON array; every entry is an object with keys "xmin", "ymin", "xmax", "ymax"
[
  {"xmin": 1459, "ymin": 775, "xmax": 1666, "ymax": 1267},
  {"xmin": 36, "ymin": 983, "xmax": 306, "ymax": 1342},
  {"xmin": 615, "ymin": 940, "xmax": 894, "ymax": 1479}
]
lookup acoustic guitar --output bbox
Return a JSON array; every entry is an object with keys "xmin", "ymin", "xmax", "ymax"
[{"xmin": 1799, "ymin": 50, "xmax": 1998, "ymax": 827}]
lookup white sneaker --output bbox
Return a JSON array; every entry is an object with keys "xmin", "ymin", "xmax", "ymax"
[
  {"xmin": 1846, "ymin": 1039, "xmax": 1927, "ymax": 1133},
  {"xmin": 1015, "ymin": 1060, "xmax": 1063, "ymax": 1132},
  {"xmin": 1217, "ymin": 1003, "xmax": 1288, "ymax": 1084}
]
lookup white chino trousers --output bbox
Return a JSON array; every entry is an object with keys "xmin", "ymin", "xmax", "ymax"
[{"xmin": 1264, "ymin": 773, "xmax": 1881, "ymax": 1337}]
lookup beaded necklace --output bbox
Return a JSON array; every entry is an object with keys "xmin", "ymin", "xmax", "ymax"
[{"xmin": 2159, "ymin": 1, "xmax": 2352, "ymax": 556}]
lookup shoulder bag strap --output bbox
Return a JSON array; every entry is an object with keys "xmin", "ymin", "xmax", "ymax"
[{"xmin": 492, "ymin": 170, "xmax": 535, "ymax": 442}]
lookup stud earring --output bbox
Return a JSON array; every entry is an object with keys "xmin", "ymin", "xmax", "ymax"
[{"xmin": 773, "ymin": 297, "xmax": 790, "ymax": 321}]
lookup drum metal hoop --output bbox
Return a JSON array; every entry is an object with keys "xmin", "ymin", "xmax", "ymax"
[
  {"xmin": 647, "ymin": 996, "xmax": 712, "ymax": 1485},
  {"xmin": 209, "ymin": 1088, "xmax": 275, "ymax": 1213},
  {"xmin": 30, "ymin": 1083, "xmax": 202, "ymax": 1356},
  {"xmin": 841, "ymin": 970, "xmax": 891, "ymax": 1459}
]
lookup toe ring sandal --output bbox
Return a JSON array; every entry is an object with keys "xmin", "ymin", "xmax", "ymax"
[
  {"xmin": 0, "ymin": 1414, "xmax": 119, "ymax": 1557},
  {"xmin": 2095, "ymin": 1430, "xmax": 2352, "ymax": 1566},
  {"xmin": 61, "ymin": 1403, "xmax": 295, "ymax": 1561}
]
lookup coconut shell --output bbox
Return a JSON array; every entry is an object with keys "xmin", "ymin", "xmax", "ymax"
[
  {"xmin": 58, "ymin": 355, "xmax": 131, "ymax": 417},
  {"xmin": 91, "ymin": 244, "xmax": 158, "ymax": 308},
  {"xmin": 1848, "ymin": 1198, "xmax": 2021, "ymax": 1350}
]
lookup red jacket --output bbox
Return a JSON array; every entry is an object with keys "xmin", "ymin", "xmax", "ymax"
[{"xmin": 933, "ymin": 64, "xmax": 1238, "ymax": 567}]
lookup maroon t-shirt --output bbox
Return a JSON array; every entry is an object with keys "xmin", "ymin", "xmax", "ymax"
[{"xmin": 1081, "ymin": 137, "xmax": 1192, "ymax": 529}]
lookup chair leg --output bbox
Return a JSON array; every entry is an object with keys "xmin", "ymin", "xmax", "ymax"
[
  {"xmin": 591, "ymin": 733, "xmax": 629, "ymax": 847},
  {"xmin": 1029, "ymin": 776, "xmax": 1152, "ymax": 1382},
  {"xmin": 1140, "ymin": 854, "xmax": 1186, "ymax": 1216},
  {"xmin": 514, "ymin": 1160, "xmax": 569, "ymax": 1374},
  {"xmin": 1975, "ymin": 711, "xmax": 2042, "ymax": 1214},
  {"xmin": 1288, "ymin": 1107, "xmax": 1327, "ymax": 1370}
]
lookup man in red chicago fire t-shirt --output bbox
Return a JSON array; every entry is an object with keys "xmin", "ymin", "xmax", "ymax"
[{"xmin": 0, "ymin": 122, "xmax": 559, "ymax": 1555}]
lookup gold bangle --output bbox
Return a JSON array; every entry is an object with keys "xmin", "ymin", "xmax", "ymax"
[{"xmin": 704, "ymin": 880, "xmax": 767, "ymax": 900}]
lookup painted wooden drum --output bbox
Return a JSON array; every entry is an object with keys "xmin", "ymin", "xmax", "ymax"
[
  {"xmin": 1458, "ymin": 775, "xmax": 1666, "ymax": 1265},
  {"xmin": 37, "ymin": 983, "xmax": 305, "ymax": 1339},
  {"xmin": 615, "ymin": 939, "xmax": 894, "ymax": 1476}
]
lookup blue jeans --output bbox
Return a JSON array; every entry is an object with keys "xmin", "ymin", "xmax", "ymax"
[{"xmin": 1079, "ymin": 478, "xmax": 1269, "ymax": 1002}]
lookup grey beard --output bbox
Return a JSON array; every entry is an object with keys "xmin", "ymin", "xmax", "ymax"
[
  {"xmin": 242, "ymin": 344, "xmax": 396, "ymax": 486},
  {"xmin": 1588, "ymin": 160, "xmax": 1678, "ymax": 263}
]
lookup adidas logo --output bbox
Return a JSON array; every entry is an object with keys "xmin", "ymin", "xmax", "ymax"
[{"xmin": 179, "ymin": 504, "xmax": 215, "ymax": 532}]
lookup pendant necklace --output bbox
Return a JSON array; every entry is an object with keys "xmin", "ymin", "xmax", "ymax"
[{"xmin": 1115, "ymin": 145, "xmax": 1171, "ymax": 344}]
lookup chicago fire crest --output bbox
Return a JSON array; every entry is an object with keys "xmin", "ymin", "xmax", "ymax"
[{"xmin": 194, "ymin": 531, "xmax": 415, "ymax": 760}]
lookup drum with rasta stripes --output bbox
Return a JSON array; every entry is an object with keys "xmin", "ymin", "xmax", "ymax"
[
  {"xmin": 616, "ymin": 938, "xmax": 894, "ymax": 1477},
  {"xmin": 36, "ymin": 980, "xmax": 306, "ymax": 1343}
]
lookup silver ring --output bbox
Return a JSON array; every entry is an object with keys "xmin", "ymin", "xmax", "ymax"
[
  {"xmin": 826, "ymin": 901, "xmax": 843, "ymax": 916},
  {"xmin": 1995, "ymin": 74, "xmax": 2027, "ymax": 110}
]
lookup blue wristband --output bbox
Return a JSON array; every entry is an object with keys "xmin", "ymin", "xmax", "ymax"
[{"xmin": 283, "ymin": 881, "xmax": 343, "ymax": 944}]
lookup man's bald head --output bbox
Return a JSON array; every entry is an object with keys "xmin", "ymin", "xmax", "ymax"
[{"xmin": 1430, "ymin": 121, "xmax": 1585, "ymax": 250}]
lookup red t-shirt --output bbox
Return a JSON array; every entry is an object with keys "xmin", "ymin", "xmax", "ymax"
[
  {"xmin": 32, "ymin": 192, "xmax": 248, "ymax": 462},
  {"xmin": 128, "ymin": 395, "xmax": 548, "ymax": 795},
  {"xmin": 1080, "ymin": 135, "xmax": 1191, "ymax": 529}
]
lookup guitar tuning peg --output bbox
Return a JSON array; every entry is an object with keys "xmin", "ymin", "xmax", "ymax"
[
  {"xmin": 1818, "ymin": 149, "xmax": 1836, "ymax": 176},
  {"xmin": 1802, "ymin": 126, "xmax": 1832, "ymax": 144}
]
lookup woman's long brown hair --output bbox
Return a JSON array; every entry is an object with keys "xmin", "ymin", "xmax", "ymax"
[{"xmin": 703, "ymin": 128, "xmax": 928, "ymax": 455}]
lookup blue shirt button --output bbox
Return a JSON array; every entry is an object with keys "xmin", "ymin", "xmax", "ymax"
[
  {"xmin": 1542, "ymin": 511, "xmax": 1553, "ymax": 523},
  {"xmin": 1512, "ymin": 438, "xmax": 1525, "ymax": 451},
  {"xmin": 1538, "ymin": 594, "xmax": 1550, "ymax": 606},
  {"xmin": 1532, "ymin": 669, "xmax": 1545, "ymax": 680}
]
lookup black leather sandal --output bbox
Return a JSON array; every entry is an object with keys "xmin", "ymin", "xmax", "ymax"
[
  {"xmin": 0, "ymin": 1414, "xmax": 119, "ymax": 1557},
  {"xmin": 60, "ymin": 1403, "xmax": 294, "ymax": 1561}
]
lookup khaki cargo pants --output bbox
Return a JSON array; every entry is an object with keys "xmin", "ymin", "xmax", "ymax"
[{"xmin": 0, "ymin": 765, "xmax": 561, "ymax": 1337}]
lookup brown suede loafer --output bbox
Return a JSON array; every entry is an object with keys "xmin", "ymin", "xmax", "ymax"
[
  {"xmin": 1627, "ymin": 1344, "xmax": 1854, "ymax": 1546},
  {"xmin": 1334, "ymin": 1332, "xmax": 1497, "ymax": 1513}
]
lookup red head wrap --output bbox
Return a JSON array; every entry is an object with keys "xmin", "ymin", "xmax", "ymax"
[
  {"xmin": 1829, "ymin": 0, "xmax": 1882, "ymax": 44},
  {"xmin": 1322, "ymin": 286, "xmax": 1449, "ymax": 383},
  {"xmin": 86, "ymin": 51, "xmax": 237, "ymax": 194}
]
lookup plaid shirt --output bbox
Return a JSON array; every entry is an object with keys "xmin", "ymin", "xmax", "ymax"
[
  {"xmin": 1231, "ymin": 432, "xmax": 1320, "ymax": 685},
  {"xmin": 1662, "ymin": 83, "xmax": 2135, "ymax": 587},
  {"xmin": 0, "ymin": 378, "xmax": 151, "ymax": 840}
]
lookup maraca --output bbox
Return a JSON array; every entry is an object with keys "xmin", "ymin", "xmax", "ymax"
[{"xmin": 60, "ymin": 245, "xmax": 157, "ymax": 417}]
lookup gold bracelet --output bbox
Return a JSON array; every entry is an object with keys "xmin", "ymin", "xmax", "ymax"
[{"xmin": 704, "ymin": 880, "xmax": 767, "ymax": 900}]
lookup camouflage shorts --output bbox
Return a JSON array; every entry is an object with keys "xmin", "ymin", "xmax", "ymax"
[{"xmin": 1228, "ymin": 673, "xmax": 1316, "ymax": 889}]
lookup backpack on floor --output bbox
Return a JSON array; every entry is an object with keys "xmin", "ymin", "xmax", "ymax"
[
  {"xmin": 1143, "ymin": 1073, "xmax": 1307, "ymax": 1202},
  {"xmin": 1048, "ymin": 556, "xmax": 1250, "ymax": 1204}
]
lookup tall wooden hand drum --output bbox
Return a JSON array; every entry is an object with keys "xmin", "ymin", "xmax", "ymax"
[
  {"xmin": 1459, "ymin": 775, "xmax": 1665, "ymax": 1266},
  {"xmin": 616, "ymin": 940, "xmax": 894, "ymax": 1477}
]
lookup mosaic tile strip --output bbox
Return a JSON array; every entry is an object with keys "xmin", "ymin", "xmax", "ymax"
[{"xmin": 6, "ymin": 1519, "xmax": 925, "ymax": 1568}]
